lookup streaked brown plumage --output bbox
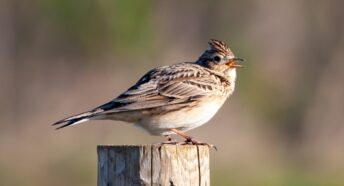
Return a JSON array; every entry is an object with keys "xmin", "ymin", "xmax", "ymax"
[{"xmin": 53, "ymin": 39, "xmax": 243, "ymax": 145}]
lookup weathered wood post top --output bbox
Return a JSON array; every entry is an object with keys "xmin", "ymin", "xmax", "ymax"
[{"xmin": 97, "ymin": 144, "xmax": 210, "ymax": 186}]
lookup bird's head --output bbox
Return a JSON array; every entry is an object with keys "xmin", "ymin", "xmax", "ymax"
[{"xmin": 197, "ymin": 39, "xmax": 243, "ymax": 75}]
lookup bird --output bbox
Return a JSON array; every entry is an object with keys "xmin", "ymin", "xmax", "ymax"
[{"xmin": 53, "ymin": 39, "xmax": 243, "ymax": 146}]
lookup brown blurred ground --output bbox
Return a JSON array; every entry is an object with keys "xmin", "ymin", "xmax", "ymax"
[{"xmin": 1, "ymin": 0, "xmax": 344, "ymax": 185}]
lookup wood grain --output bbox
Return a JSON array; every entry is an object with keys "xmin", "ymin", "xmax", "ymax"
[{"xmin": 97, "ymin": 144, "xmax": 210, "ymax": 186}]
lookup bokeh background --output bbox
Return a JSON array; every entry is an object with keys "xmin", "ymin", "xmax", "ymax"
[{"xmin": 1, "ymin": 0, "xmax": 344, "ymax": 185}]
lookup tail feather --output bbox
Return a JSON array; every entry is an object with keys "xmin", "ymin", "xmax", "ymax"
[
  {"xmin": 53, "ymin": 101, "xmax": 120, "ymax": 130},
  {"xmin": 53, "ymin": 111, "xmax": 94, "ymax": 130}
]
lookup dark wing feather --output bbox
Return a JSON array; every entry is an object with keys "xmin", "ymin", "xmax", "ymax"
[
  {"xmin": 97, "ymin": 63, "xmax": 223, "ymax": 112},
  {"xmin": 53, "ymin": 63, "xmax": 227, "ymax": 129}
]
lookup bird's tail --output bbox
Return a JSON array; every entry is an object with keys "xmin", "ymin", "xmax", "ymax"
[{"xmin": 52, "ymin": 110, "xmax": 96, "ymax": 130}]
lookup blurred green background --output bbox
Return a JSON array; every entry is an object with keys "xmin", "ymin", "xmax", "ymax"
[{"xmin": 1, "ymin": 0, "xmax": 344, "ymax": 185}]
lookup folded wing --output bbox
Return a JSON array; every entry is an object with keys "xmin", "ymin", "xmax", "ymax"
[{"xmin": 53, "ymin": 63, "xmax": 226, "ymax": 129}]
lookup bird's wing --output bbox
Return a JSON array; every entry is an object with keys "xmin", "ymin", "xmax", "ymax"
[
  {"xmin": 52, "ymin": 63, "xmax": 227, "ymax": 129},
  {"xmin": 97, "ymin": 63, "xmax": 225, "ymax": 112}
]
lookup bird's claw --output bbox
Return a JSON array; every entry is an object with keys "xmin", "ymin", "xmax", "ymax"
[{"xmin": 181, "ymin": 137, "xmax": 217, "ymax": 150}]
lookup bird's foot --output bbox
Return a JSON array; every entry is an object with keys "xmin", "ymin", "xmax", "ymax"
[{"xmin": 182, "ymin": 137, "xmax": 217, "ymax": 150}]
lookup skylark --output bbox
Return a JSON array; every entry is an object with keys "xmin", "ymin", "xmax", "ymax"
[{"xmin": 53, "ymin": 39, "xmax": 243, "ymax": 145}]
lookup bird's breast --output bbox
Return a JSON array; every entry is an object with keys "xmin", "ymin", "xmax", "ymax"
[{"xmin": 135, "ymin": 96, "xmax": 227, "ymax": 135}]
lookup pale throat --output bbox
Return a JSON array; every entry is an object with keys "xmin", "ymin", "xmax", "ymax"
[
  {"xmin": 225, "ymin": 68, "xmax": 237, "ymax": 95},
  {"xmin": 226, "ymin": 68, "xmax": 237, "ymax": 82}
]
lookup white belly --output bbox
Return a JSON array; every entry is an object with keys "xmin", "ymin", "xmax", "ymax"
[{"xmin": 135, "ymin": 98, "xmax": 226, "ymax": 135}]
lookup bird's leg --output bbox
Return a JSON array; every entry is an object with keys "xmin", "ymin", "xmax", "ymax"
[
  {"xmin": 170, "ymin": 129, "xmax": 192, "ymax": 142},
  {"xmin": 170, "ymin": 129, "xmax": 217, "ymax": 150}
]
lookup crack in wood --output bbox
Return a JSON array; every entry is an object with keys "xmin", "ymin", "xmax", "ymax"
[
  {"xmin": 169, "ymin": 179, "xmax": 175, "ymax": 186},
  {"xmin": 196, "ymin": 145, "xmax": 201, "ymax": 186},
  {"xmin": 150, "ymin": 145, "xmax": 153, "ymax": 186}
]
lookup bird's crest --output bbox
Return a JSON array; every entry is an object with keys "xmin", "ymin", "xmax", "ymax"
[{"xmin": 208, "ymin": 39, "xmax": 233, "ymax": 56}]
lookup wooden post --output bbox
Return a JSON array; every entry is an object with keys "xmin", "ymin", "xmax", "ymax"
[{"xmin": 97, "ymin": 144, "xmax": 210, "ymax": 186}]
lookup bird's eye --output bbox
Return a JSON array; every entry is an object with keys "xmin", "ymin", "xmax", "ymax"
[{"xmin": 213, "ymin": 55, "xmax": 221, "ymax": 62}]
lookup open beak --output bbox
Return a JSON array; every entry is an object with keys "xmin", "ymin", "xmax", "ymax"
[{"xmin": 226, "ymin": 57, "xmax": 244, "ymax": 68}]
